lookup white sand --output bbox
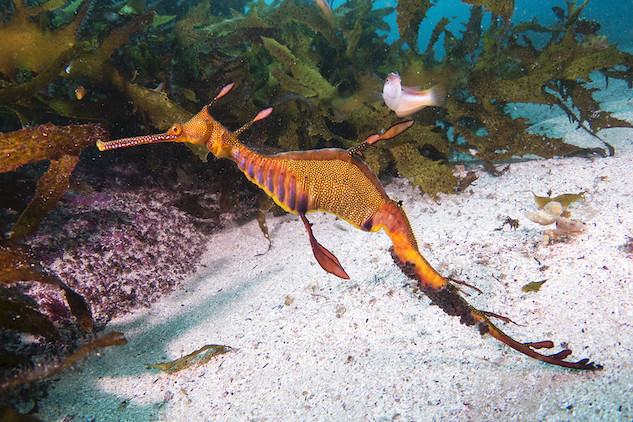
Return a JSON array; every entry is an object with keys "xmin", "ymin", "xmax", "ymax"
[{"xmin": 37, "ymin": 94, "xmax": 633, "ymax": 421}]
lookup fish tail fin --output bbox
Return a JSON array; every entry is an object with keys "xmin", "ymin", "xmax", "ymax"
[{"xmin": 428, "ymin": 83, "xmax": 446, "ymax": 107}]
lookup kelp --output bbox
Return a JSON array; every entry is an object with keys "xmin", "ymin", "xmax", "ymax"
[
  {"xmin": 0, "ymin": 123, "xmax": 108, "ymax": 238},
  {"xmin": 0, "ymin": 404, "xmax": 41, "ymax": 422},
  {"xmin": 0, "ymin": 121, "xmax": 97, "ymax": 396},
  {"xmin": 0, "ymin": 3, "xmax": 156, "ymax": 130},
  {"xmin": 0, "ymin": 331, "xmax": 126, "ymax": 394},
  {"xmin": 269, "ymin": 0, "xmax": 336, "ymax": 45},
  {"xmin": 390, "ymin": 143, "xmax": 457, "ymax": 199},
  {"xmin": 261, "ymin": 36, "xmax": 337, "ymax": 101},
  {"xmin": 123, "ymin": 83, "xmax": 193, "ymax": 131},
  {"xmin": 0, "ymin": 0, "xmax": 85, "ymax": 77},
  {"xmin": 396, "ymin": 0, "xmax": 431, "ymax": 53},
  {"xmin": 0, "ymin": 46, "xmax": 85, "ymax": 104},
  {"xmin": 463, "ymin": 0, "xmax": 514, "ymax": 20},
  {"xmin": 65, "ymin": 13, "xmax": 155, "ymax": 83},
  {"xmin": 120, "ymin": 82, "xmax": 211, "ymax": 161},
  {"xmin": 0, "ymin": 123, "xmax": 105, "ymax": 173},
  {"xmin": 0, "ymin": 0, "xmax": 631, "ymax": 199},
  {"xmin": 0, "ymin": 290, "xmax": 58, "ymax": 339},
  {"xmin": 0, "ymin": 242, "xmax": 93, "ymax": 332},
  {"xmin": 11, "ymin": 155, "xmax": 80, "ymax": 240}
]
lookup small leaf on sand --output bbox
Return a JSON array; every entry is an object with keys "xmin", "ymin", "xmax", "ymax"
[
  {"xmin": 149, "ymin": 344, "xmax": 232, "ymax": 374},
  {"xmin": 522, "ymin": 280, "xmax": 547, "ymax": 293},
  {"xmin": 533, "ymin": 192, "xmax": 585, "ymax": 210}
]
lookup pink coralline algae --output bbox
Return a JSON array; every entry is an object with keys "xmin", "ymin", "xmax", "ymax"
[
  {"xmin": 24, "ymin": 150, "xmax": 259, "ymax": 323},
  {"xmin": 28, "ymin": 188, "xmax": 207, "ymax": 322}
]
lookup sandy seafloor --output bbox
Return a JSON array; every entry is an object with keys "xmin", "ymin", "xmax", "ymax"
[{"xmin": 37, "ymin": 83, "xmax": 633, "ymax": 421}]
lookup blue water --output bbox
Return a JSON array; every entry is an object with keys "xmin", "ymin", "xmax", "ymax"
[{"xmin": 364, "ymin": 0, "xmax": 633, "ymax": 53}]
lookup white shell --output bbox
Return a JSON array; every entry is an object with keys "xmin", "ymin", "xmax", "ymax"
[
  {"xmin": 525, "ymin": 210, "xmax": 558, "ymax": 226},
  {"xmin": 543, "ymin": 201, "xmax": 563, "ymax": 217}
]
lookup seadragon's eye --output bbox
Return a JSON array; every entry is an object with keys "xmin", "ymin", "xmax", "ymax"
[{"xmin": 168, "ymin": 124, "xmax": 182, "ymax": 136}]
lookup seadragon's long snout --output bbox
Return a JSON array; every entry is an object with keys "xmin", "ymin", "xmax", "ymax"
[{"xmin": 96, "ymin": 132, "xmax": 179, "ymax": 151}]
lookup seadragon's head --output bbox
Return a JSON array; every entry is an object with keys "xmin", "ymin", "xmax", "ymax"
[{"xmin": 96, "ymin": 83, "xmax": 271, "ymax": 159}]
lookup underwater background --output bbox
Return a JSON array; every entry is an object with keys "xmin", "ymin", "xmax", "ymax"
[{"xmin": 1, "ymin": 0, "xmax": 632, "ymax": 420}]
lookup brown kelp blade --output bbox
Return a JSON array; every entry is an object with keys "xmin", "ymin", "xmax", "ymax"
[
  {"xmin": 96, "ymin": 132, "xmax": 178, "ymax": 151},
  {"xmin": 300, "ymin": 214, "xmax": 350, "ymax": 279}
]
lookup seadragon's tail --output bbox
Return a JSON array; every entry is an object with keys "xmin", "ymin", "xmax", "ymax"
[{"xmin": 371, "ymin": 200, "xmax": 602, "ymax": 370}]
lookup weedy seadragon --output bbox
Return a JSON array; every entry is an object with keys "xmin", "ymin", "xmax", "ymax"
[{"xmin": 97, "ymin": 83, "xmax": 601, "ymax": 370}]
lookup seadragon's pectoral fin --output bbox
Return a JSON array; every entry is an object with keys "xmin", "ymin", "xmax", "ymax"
[{"xmin": 300, "ymin": 213, "xmax": 350, "ymax": 279}]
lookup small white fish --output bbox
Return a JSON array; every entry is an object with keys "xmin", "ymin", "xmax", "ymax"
[{"xmin": 382, "ymin": 72, "xmax": 443, "ymax": 117}]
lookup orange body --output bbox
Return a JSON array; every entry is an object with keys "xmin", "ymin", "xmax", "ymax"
[
  {"xmin": 96, "ymin": 86, "xmax": 600, "ymax": 370},
  {"xmin": 180, "ymin": 106, "xmax": 447, "ymax": 288}
]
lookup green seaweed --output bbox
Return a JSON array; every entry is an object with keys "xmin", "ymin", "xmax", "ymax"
[{"xmin": 261, "ymin": 36, "xmax": 337, "ymax": 101}]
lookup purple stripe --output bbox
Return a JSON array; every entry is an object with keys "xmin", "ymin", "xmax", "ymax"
[
  {"xmin": 277, "ymin": 172, "xmax": 285, "ymax": 202},
  {"xmin": 266, "ymin": 165, "xmax": 275, "ymax": 191},
  {"xmin": 247, "ymin": 157, "xmax": 255, "ymax": 178},
  {"xmin": 297, "ymin": 194, "xmax": 308, "ymax": 213},
  {"xmin": 256, "ymin": 161, "xmax": 265, "ymax": 184},
  {"xmin": 288, "ymin": 176, "xmax": 296, "ymax": 210}
]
